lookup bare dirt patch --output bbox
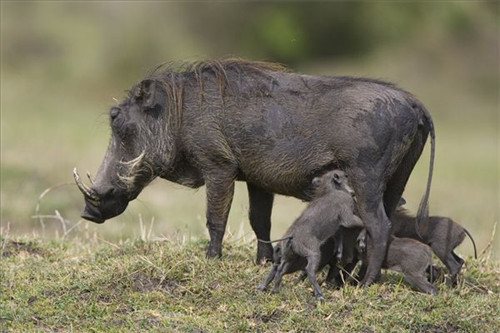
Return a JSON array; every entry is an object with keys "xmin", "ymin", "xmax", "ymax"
[{"xmin": 2, "ymin": 241, "xmax": 44, "ymax": 258}]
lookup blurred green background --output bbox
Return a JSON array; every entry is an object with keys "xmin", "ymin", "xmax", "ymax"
[{"xmin": 1, "ymin": 2, "xmax": 498, "ymax": 257}]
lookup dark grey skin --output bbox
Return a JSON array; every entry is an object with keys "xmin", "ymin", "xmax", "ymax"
[
  {"xmin": 326, "ymin": 227, "xmax": 366, "ymax": 287},
  {"xmin": 295, "ymin": 228, "xmax": 366, "ymax": 286},
  {"xmin": 258, "ymin": 170, "xmax": 364, "ymax": 301},
  {"xmin": 74, "ymin": 59, "xmax": 436, "ymax": 286},
  {"xmin": 335, "ymin": 228, "xmax": 438, "ymax": 295},
  {"xmin": 383, "ymin": 236, "xmax": 438, "ymax": 295},
  {"xmin": 392, "ymin": 208, "xmax": 477, "ymax": 285},
  {"xmin": 259, "ymin": 238, "xmax": 338, "ymax": 295}
]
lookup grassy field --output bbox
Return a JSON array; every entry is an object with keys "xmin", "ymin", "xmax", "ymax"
[
  {"xmin": 1, "ymin": 3, "xmax": 498, "ymax": 332},
  {"xmin": 1, "ymin": 236, "xmax": 499, "ymax": 332}
]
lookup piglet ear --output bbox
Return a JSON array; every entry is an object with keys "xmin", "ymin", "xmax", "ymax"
[
  {"xmin": 332, "ymin": 172, "xmax": 341, "ymax": 184},
  {"xmin": 139, "ymin": 79, "xmax": 157, "ymax": 108},
  {"xmin": 311, "ymin": 177, "xmax": 321, "ymax": 187}
]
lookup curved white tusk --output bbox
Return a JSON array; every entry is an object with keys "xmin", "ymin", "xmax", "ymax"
[{"xmin": 73, "ymin": 168, "xmax": 100, "ymax": 203}]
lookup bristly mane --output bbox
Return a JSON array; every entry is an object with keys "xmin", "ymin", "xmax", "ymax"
[
  {"xmin": 148, "ymin": 57, "xmax": 287, "ymax": 96},
  {"xmin": 148, "ymin": 57, "xmax": 288, "ymax": 79},
  {"xmin": 140, "ymin": 58, "xmax": 288, "ymax": 127}
]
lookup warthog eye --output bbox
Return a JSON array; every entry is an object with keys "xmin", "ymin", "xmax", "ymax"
[
  {"xmin": 110, "ymin": 110, "xmax": 135, "ymax": 141},
  {"xmin": 111, "ymin": 112, "xmax": 126, "ymax": 130},
  {"xmin": 110, "ymin": 107, "xmax": 120, "ymax": 120}
]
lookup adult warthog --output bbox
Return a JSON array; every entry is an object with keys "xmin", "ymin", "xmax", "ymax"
[{"xmin": 74, "ymin": 59, "xmax": 435, "ymax": 286}]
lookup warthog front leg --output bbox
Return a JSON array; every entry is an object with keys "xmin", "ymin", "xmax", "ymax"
[{"xmin": 205, "ymin": 172, "xmax": 236, "ymax": 258}]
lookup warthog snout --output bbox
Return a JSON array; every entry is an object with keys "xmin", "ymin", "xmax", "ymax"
[
  {"xmin": 81, "ymin": 201, "xmax": 105, "ymax": 224},
  {"xmin": 73, "ymin": 168, "xmax": 129, "ymax": 223}
]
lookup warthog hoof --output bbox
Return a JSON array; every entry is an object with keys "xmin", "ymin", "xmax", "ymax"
[
  {"xmin": 426, "ymin": 285, "xmax": 439, "ymax": 296},
  {"xmin": 206, "ymin": 246, "xmax": 222, "ymax": 259},
  {"xmin": 256, "ymin": 243, "xmax": 274, "ymax": 265},
  {"xmin": 359, "ymin": 278, "xmax": 374, "ymax": 287}
]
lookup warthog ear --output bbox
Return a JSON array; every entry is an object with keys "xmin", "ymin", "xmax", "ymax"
[{"xmin": 139, "ymin": 79, "xmax": 157, "ymax": 108}]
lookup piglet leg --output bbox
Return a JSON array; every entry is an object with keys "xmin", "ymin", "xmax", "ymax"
[{"xmin": 305, "ymin": 254, "xmax": 324, "ymax": 301}]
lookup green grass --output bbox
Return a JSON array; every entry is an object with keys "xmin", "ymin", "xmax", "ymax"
[
  {"xmin": 1, "ymin": 4, "xmax": 497, "ymax": 331},
  {"xmin": 1, "ymin": 236, "xmax": 499, "ymax": 332}
]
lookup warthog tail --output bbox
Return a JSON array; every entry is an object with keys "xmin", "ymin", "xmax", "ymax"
[
  {"xmin": 257, "ymin": 236, "xmax": 293, "ymax": 244},
  {"xmin": 416, "ymin": 105, "xmax": 436, "ymax": 238},
  {"xmin": 464, "ymin": 228, "xmax": 478, "ymax": 259}
]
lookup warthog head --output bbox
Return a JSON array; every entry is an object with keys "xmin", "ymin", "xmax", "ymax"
[
  {"xmin": 75, "ymin": 77, "xmax": 177, "ymax": 223},
  {"xmin": 311, "ymin": 170, "xmax": 355, "ymax": 198}
]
